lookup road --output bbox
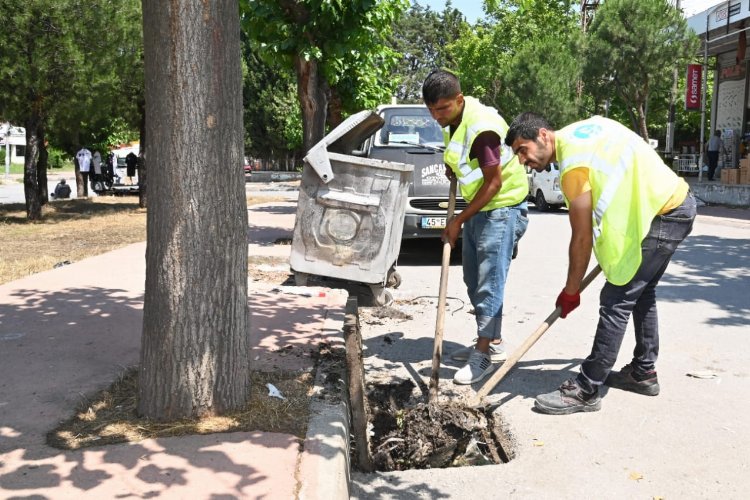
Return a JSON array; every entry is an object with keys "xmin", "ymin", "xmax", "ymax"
[{"xmin": 350, "ymin": 205, "xmax": 750, "ymax": 499}]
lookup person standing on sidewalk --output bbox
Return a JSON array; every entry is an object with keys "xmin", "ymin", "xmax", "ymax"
[
  {"xmin": 422, "ymin": 69, "xmax": 529, "ymax": 385},
  {"xmin": 506, "ymin": 112, "xmax": 696, "ymax": 415},
  {"xmin": 707, "ymin": 129, "xmax": 726, "ymax": 181}
]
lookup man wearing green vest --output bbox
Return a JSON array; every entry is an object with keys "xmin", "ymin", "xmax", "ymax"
[
  {"xmin": 422, "ymin": 70, "xmax": 529, "ymax": 385},
  {"xmin": 506, "ymin": 112, "xmax": 696, "ymax": 415}
]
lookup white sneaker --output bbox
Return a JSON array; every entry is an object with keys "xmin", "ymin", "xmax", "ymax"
[
  {"xmin": 451, "ymin": 339, "xmax": 507, "ymax": 363},
  {"xmin": 453, "ymin": 350, "xmax": 494, "ymax": 385}
]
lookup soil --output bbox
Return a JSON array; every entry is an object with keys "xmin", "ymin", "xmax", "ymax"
[{"xmin": 363, "ymin": 380, "xmax": 515, "ymax": 471}]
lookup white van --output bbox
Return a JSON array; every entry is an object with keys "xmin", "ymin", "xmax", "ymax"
[{"xmin": 527, "ymin": 163, "xmax": 564, "ymax": 211}]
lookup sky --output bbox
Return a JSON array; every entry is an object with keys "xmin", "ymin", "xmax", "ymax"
[
  {"xmin": 415, "ymin": 0, "xmax": 722, "ymax": 24},
  {"xmin": 416, "ymin": 0, "xmax": 485, "ymax": 24}
]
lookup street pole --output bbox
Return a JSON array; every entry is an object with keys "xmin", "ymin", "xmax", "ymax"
[
  {"xmin": 666, "ymin": 0, "xmax": 680, "ymax": 157},
  {"xmin": 4, "ymin": 131, "xmax": 9, "ymax": 179},
  {"xmin": 699, "ymin": 13, "xmax": 709, "ymax": 183}
]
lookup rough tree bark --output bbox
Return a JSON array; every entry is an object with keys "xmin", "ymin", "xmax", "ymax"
[
  {"xmin": 24, "ymin": 110, "xmax": 42, "ymax": 221},
  {"xmin": 36, "ymin": 123, "xmax": 48, "ymax": 205},
  {"xmin": 138, "ymin": 0, "xmax": 249, "ymax": 420},
  {"xmin": 295, "ymin": 55, "xmax": 328, "ymax": 153},
  {"xmin": 137, "ymin": 97, "xmax": 147, "ymax": 209}
]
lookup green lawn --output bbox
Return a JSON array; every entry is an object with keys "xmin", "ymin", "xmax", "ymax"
[{"xmin": 2, "ymin": 162, "xmax": 74, "ymax": 175}]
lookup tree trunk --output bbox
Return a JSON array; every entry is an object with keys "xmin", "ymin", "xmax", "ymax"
[
  {"xmin": 327, "ymin": 86, "xmax": 344, "ymax": 129},
  {"xmin": 24, "ymin": 112, "xmax": 42, "ymax": 221},
  {"xmin": 294, "ymin": 55, "xmax": 328, "ymax": 153},
  {"xmin": 139, "ymin": 0, "xmax": 249, "ymax": 420},
  {"xmin": 137, "ymin": 97, "xmax": 147, "ymax": 208},
  {"xmin": 36, "ymin": 123, "xmax": 49, "ymax": 205},
  {"xmin": 74, "ymin": 157, "xmax": 83, "ymax": 198},
  {"xmin": 637, "ymin": 101, "xmax": 649, "ymax": 141}
]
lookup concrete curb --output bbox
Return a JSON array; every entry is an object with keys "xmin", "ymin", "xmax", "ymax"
[{"xmin": 297, "ymin": 293, "xmax": 353, "ymax": 499}]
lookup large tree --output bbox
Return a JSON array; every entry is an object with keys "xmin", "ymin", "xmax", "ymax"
[
  {"xmin": 387, "ymin": 1, "xmax": 467, "ymax": 103},
  {"xmin": 138, "ymin": 0, "xmax": 249, "ymax": 420},
  {"xmin": 0, "ymin": 0, "xmax": 145, "ymax": 214},
  {"xmin": 241, "ymin": 0, "xmax": 408, "ymax": 152},
  {"xmin": 583, "ymin": 0, "xmax": 698, "ymax": 140},
  {"xmin": 241, "ymin": 40, "xmax": 303, "ymax": 164},
  {"xmin": 450, "ymin": 0, "xmax": 580, "ymax": 120}
]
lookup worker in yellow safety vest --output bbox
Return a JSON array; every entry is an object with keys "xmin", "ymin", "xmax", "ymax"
[
  {"xmin": 422, "ymin": 69, "xmax": 529, "ymax": 385},
  {"xmin": 506, "ymin": 112, "xmax": 696, "ymax": 415}
]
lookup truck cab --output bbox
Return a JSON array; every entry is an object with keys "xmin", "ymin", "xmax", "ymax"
[{"xmin": 357, "ymin": 104, "xmax": 466, "ymax": 239}]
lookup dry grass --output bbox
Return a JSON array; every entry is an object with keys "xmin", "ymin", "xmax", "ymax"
[
  {"xmin": 0, "ymin": 194, "xmax": 285, "ymax": 285},
  {"xmin": 48, "ymin": 368, "xmax": 314, "ymax": 450},
  {"xmin": 0, "ymin": 197, "xmax": 147, "ymax": 284}
]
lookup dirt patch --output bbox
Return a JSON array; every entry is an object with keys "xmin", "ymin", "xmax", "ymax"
[
  {"xmin": 0, "ymin": 194, "xmax": 288, "ymax": 285},
  {"xmin": 48, "ymin": 367, "xmax": 315, "ymax": 450},
  {"xmin": 362, "ymin": 380, "xmax": 516, "ymax": 471}
]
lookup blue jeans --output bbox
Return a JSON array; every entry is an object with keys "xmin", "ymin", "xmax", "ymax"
[
  {"xmin": 462, "ymin": 202, "xmax": 528, "ymax": 341},
  {"xmin": 578, "ymin": 192, "xmax": 697, "ymax": 388}
]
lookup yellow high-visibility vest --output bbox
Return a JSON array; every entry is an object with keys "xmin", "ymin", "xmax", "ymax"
[
  {"xmin": 556, "ymin": 116, "xmax": 682, "ymax": 285},
  {"xmin": 442, "ymin": 97, "xmax": 527, "ymax": 210}
]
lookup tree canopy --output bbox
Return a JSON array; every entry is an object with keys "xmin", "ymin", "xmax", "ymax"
[
  {"xmin": 583, "ymin": 0, "xmax": 698, "ymax": 139},
  {"xmin": 387, "ymin": 1, "xmax": 468, "ymax": 103},
  {"xmin": 241, "ymin": 0, "xmax": 408, "ymax": 151}
]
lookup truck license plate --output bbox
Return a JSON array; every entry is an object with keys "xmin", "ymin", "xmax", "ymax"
[{"xmin": 421, "ymin": 216, "xmax": 446, "ymax": 229}]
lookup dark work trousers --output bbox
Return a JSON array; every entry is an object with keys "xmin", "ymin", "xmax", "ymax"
[
  {"xmin": 577, "ymin": 192, "xmax": 697, "ymax": 388},
  {"xmin": 81, "ymin": 172, "xmax": 89, "ymax": 197},
  {"xmin": 707, "ymin": 151, "xmax": 719, "ymax": 180}
]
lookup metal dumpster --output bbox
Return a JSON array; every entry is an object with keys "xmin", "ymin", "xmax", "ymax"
[{"xmin": 290, "ymin": 110, "xmax": 414, "ymax": 305}]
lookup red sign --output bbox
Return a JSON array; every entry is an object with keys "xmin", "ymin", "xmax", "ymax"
[{"xmin": 685, "ymin": 64, "xmax": 702, "ymax": 111}]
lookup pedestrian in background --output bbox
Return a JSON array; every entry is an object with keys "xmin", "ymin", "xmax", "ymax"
[
  {"xmin": 52, "ymin": 179, "xmax": 71, "ymax": 199},
  {"xmin": 707, "ymin": 129, "xmax": 725, "ymax": 181},
  {"xmin": 422, "ymin": 69, "xmax": 529, "ymax": 385},
  {"xmin": 125, "ymin": 151, "xmax": 138, "ymax": 185},
  {"xmin": 76, "ymin": 147, "xmax": 92, "ymax": 197},
  {"xmin": 506, "ymin": 112, "xmax": 696, "ymax": 415}
]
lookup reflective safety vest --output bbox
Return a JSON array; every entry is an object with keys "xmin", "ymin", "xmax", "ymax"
[
  {"xmin": 442, "ymin": 97, "xmax": 527, "ymax": 210},
  {"xmin": 556, "ymin": 116, "xmax": 681, "ymax": 285}
]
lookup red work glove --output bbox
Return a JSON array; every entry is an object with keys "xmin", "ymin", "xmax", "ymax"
[{"xmin": 556, "ymin": 289, "xmax": 580, "ymax": 319}]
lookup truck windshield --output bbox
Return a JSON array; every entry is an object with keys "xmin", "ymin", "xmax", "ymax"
[{"xmin": 375, "ymin": 108, "xmax": 444, "ymax": 148}]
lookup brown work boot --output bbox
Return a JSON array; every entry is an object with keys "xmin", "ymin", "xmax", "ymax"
[{"xmin": 605, "ymin": 363, "xmax": 660, "ymax": 396}]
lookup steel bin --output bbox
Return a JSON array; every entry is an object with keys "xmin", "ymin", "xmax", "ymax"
[{"xmin": 290, "ymin": 110, "xmax": 414, "ymax": 305}]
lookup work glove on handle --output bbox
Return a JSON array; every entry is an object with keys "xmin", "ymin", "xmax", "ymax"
[{"xmin": 556, "ymin": 289, "xmax": 580, "ymax": 319}]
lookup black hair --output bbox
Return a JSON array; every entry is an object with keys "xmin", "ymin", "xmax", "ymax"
[
  {"xmin": 422, "ymin": 69, "xmax": 461, "ymax": 105},
  {"xmin": 505, "ymin": 112, "xmax": 554, "ymax": 146}
]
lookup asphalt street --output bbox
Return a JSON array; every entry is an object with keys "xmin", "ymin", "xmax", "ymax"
[{"xmin": 351, "ymin": 205, "xmax": 750, "ymax": 499}]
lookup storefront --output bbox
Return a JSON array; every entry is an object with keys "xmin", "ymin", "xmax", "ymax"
[{"xmin": 687, "ymin": 1, "xmax": 750, "ymax": 203}]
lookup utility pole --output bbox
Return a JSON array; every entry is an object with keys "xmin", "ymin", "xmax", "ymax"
[{"xmin": 666, "ymin": 0, "xmax": 681, "ymax": 157}]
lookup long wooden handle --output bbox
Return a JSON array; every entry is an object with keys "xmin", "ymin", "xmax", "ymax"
[
  {"xmin": 429, "ymin": 178, "xmax": 458, "ymax": 403},
  {"xmin": 469, "ymin": 265, "xmax": 603, "ymax": 407}
]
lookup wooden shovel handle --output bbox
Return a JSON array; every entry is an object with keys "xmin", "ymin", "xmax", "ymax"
[
  {"xmin": 429, "ymin": 177, "xmax": 458, "ymax": 402},
  {"xmin": 470, "ymin": 265, "xmax": 603, "ymax": 406}
]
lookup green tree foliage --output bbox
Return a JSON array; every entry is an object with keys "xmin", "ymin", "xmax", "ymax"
[
  {"xmin": 583, "ymin": 0, "xmax": 698, "ymax": 140},
  {"xmin": 502, "ymin": 32, "xmax": 583, "ymax": 128},
  {"xmin": 0, "ymin": 0, "xmax": 143, "ymax": 216},
  {"xmin": 241, "ymin": 39, "xmax": 302, "ymax": 160},
  {"xmin": 241, "ymin": 0, "xmax": 408, "ymax": 152},
  {"xmin": 388, "ymin": 1, "xmax": 468, "ymax": 103},
  {"xmin": 450, "ymin": 1, "xmax": 580, "ymax": 122}
]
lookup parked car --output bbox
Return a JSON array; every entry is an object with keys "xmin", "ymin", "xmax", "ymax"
[
  {"xmin": 356, "ymin": 104, "xmax": 466, "ymax": 239},
  {"xmin": 527, "ymin": 162, "xmax": 564, "ymax": 211}
]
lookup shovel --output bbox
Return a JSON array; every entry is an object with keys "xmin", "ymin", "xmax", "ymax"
[
  {"xmin": 468, "ymin": 264, "xmax": 602, "ymax": 408},
  {"xmin": 429, "ymin": 177, "xmax": 458, "ymax": 403}
]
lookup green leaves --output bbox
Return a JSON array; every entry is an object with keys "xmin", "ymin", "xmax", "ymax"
[{"xmin": 583, "ymin": 0, "xmax": 698, "ymax": 138}]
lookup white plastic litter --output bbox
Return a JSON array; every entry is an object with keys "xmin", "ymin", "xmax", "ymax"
[
  {"xmin": 686, "ymin": 370, "xmax": 718, "ymax": 379},
  {"xmin": 266, "ymin": 383, "xmax": 286, "ymax": 400}
]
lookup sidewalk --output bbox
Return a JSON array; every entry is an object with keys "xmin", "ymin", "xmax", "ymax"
[{"xmin": 0, "ymin": 201, "xmax": 351, "ymax": 498}]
